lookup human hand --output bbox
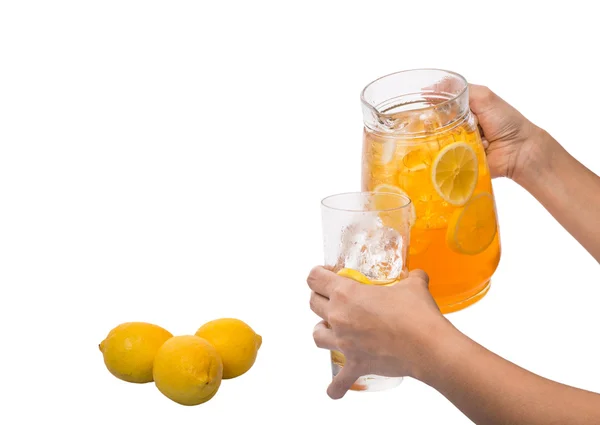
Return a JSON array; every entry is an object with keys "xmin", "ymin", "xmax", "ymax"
[
  {"xmin": 469, "ymin": 84, "xmax": 546, "ymax": 183},
  {"xmin": 307, "ymin": 266, "xmax": 451, "ymax": 399}
]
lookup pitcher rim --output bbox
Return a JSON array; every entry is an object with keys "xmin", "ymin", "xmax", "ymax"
[{"xmin": 360, "ymin": 68, "xmax": 469, "ymax": 117}]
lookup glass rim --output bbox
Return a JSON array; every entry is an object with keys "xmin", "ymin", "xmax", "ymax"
[
  {"xmin": 321, "ymin": 191, "xmax": 412, "ymax": 213},
  {"xmin": 360, "ymin": 68, "xmax": 468, "ymax": 116}
]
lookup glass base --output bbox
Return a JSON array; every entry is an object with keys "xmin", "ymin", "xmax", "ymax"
[
  {"xmin": 438, "ymin": 279, "xmax": 491, "ymax": 314},
  {"xmin": 331, "ymin": 361, "xmax": 403, "ymax": 392}
]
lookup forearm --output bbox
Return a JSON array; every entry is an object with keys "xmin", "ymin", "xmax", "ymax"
[
  {"xmin": 415, "ymin": 322, "xmax": 600, "ymax": 425},
  {"xmin": 516, "ymin": 130, "xmax": 600, "ymax": 262}
]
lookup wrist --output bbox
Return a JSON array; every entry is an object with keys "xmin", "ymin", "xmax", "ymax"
[
  {"xmin": 409, "ymin": 317, "xmax": 466, "ymax": 384},
  {"xmin": 513, "ymin": 127, "xmax": 559, "ymax": 189}
]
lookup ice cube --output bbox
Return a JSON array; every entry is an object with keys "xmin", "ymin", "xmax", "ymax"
[
  {"xmin": 338, "ymin": 216, "xmax": 404, "ymax": 282},
  {"xmin": 413, "ymin": 194, "xmax": 453, "ymax": 229},
  {"xmin": 378, "ymin": 139, "xmax": 396, "ymax": 165},
  {"xmin": 420, "ymin": 110, "xmax": 442, "ymax": 133}
]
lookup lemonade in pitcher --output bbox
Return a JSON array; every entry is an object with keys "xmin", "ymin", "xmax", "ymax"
[{"xmin": 361, "ymin": 69, "xmax": 501, "ymax": 313}]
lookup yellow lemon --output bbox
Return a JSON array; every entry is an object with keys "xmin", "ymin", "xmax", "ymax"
[
  {"xmin": 337, "ymin": 268, "xmax": 373, "ymax": 285},
  {"xmin": 99, "ymin": 322, "xmax": 173, "ymax": 383},
  {"xmin": 372, "ymin": 184, "xmax": 416, "ymax": 227},
  {"xmin": 195, "ymin": 319, "xmax": 262, "ymax": 379},
  {"xmin": 153, "ymin": 335, "xmax": 223, "ymax": 406},
  {"xmin": 431, "ymin": 142, "xmax": 478, "ymax": 206},
  {"xmin": 446, "ymin": 192, "xmax": 498, "ymax": 255}
]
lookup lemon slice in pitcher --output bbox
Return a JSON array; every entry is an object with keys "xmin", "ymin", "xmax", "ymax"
[
  {"xmin": 446, "ymin": 192, "xmax": 497, "ymax": 255},
  {"xmin": 372, "ymin": 184, "xmax": 416, "ymax": 227},
  {"xmin": 431, "ymin": 142, "xmax": 478, "ymax": 206}
]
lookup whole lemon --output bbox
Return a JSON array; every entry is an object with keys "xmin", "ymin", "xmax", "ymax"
[
  {"xmin": 99, "ymin": 322, "xmax": 173, "ymax": 383},
  {"xmin": 195, "ymin": 318, "xmax": 262, "ymax": 379},
  {"xmin": 153, "ymin": 335, "xmax": 223, "ymax": 406}
]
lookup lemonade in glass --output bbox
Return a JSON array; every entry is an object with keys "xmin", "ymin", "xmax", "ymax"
[{"xmin": 361, "ymin": 69, "xmax": 501, "ymax": 313}]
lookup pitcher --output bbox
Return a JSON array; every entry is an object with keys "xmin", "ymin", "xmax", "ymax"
[{"xmin": 361, "ymin": 69, "xmax": 501, "ymax": 313}]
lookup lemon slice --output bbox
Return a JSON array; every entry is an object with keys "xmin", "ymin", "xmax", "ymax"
[
  {"xmin": 372, "ymin": 184, "xmax": 416, "ymax": 227},
  {"xmin": 446, "ymin": 192, "xmax": 497, "ymax": 255},
  {"xmin": 431, "ymin": 142, "xmax": 478, "ymax": 206},
  {"xmin": 337, "ymin": 268, "xmax": 373, "ymax": 285}
]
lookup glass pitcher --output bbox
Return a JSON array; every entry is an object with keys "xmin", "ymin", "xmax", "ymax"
[{"xmin": 360, "ymin": 69, "xmax": 501, "ymax": 313}]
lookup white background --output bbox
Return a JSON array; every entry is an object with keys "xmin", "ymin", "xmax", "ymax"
[{"xmin": 1, "ymin": 1, "xmax": 599, "ymax": 424}]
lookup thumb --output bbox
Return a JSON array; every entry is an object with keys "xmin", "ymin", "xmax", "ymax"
[
  {"xmin": 468, "ymin": 84, "xmax": 496, "ymax": 115},
  {"xmin": 408, "ymin": 269, "xmax": 429, "ymax": 289},
  {"xmin": 327, "ymin": 365, "xmax": 361, "ymax": 400}
]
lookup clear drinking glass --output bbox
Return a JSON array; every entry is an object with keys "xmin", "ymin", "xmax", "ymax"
[
  {"xmin": 361, "ymin": 69, "xmax": 501, "ymax": 313},
  {"xmin": 321, "ymin": 191, "xmax": 412, "ymax": 392}
]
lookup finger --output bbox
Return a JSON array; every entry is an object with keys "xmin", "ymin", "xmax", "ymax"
[
  {"xmin": 313, "ymin": 321, "xmax": 337, "ymax": 350},
  {"xmin": 327, "ymin": 365, "xmax": 361, "ymax": 400},
  {"xmin": 481, "ymin": 137, "xmax": 490, "ymax": 150},
  {"xmin": 310, "ymin": 292, "xmax": 329, "ymax": 320},
  {"xmin": 307, "ymin": 266, "xmax": 338, "ymax": 298},
  {"xmin": 422, "ymin": 78, "xmax": 462, "ymax": 95},
  {"xmin": 468, "ymin": 84, "xmax": 496, "ymax": 115},
  {"xmin": 408, "ymin": 269, "xmax": 429, "ymax": 288}
]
